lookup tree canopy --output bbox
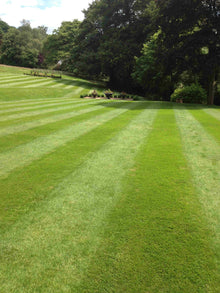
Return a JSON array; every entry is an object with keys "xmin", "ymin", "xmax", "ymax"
[
  {"xmin": 0, "ymin": 1, "xmax": 219, "ymax": 104},
  {"xmin": 0, "ymin": 20, "xmax": 47, "ymax": 68}
]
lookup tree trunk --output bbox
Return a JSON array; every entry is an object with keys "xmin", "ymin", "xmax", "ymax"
[{"xmin": 207, "ymin": 71, "xmax": 216, "ymax": 105}]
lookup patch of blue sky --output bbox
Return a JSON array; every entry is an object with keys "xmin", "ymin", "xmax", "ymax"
[
  {"xmin": 20, "ymin": 0, "xmax": 61, "ymax": 9},
  {"xmin": 36, "ymin": 0, "xmax": 61, "ymax": 9}
]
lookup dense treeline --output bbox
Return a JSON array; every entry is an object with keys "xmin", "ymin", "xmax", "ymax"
[
  {"xmin": 0, "ymin": 20, "xmax": 47, "ymax": 68},
  {"xmin": 0, "ymin": 0, "xmax": 219, "ymax": 104}
]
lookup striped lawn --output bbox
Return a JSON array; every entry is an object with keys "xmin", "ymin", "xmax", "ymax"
[
  {"xmin": 0, "ymin": 78, "xmax": 220, "ymax": 292},
  {"xmin": 0, "ymin": 100, "xmax": 99, "ymax": 122}
]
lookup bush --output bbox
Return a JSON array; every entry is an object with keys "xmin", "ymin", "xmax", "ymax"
[
  {"xmin": 133, "ymin": 95, "xmax": 142, "ymax": 101},
  {"xmin": 171, "ymin": 84, "xmax": 207, "ymax": 104},
  {"xmin": 91, "ymin": 90, "xmax": 98, "ymax": 97}
]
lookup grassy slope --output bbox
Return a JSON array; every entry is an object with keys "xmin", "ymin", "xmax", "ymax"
[{"xmin": 0, "ymin": 66, "xmax": 219, "ymax": 292}]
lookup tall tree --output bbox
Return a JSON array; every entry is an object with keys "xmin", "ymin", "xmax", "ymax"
[
  {"xmin": 132, "ymin": 30, "xmax": 174, "ymax": 100},
  {"xmin": 0, "ymin": 19, "xmax": 10, "ymax": 49},
  {"xmin": 155, "ymin": 0, "xmax": 220, "ymax": 104},
  {"xmin": 1, "ymin": 20, "xmax": 47, "ymax": 68},
  {"xmin": 43, "ymin": 20, "xmax": 81, "ymax": 71},
  {"xmin": 73, "ymin": 0, "xmax": 155, "ymax": 89}
]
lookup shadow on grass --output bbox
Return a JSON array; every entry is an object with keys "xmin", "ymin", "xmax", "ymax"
[
  {"xmin": 95, "ymin": 100, "xmax": 220, "ymax": 110},
  {"xmin": 52, "ymin": 77, "xmax": 104, "ymax": 90}
]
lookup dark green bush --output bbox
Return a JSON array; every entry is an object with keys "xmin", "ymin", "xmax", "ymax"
[
  {"xmin": 133, "ymin": 95, "xmax": 142, "ymax": 101},
  {"xmin": 171, "ymin": 84, "xmax": 207, "ymax": 104}
]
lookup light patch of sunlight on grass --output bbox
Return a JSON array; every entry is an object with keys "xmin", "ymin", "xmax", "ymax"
[
  {"xmin": 0, "ymin": 103, "xmax": 158, "ymax": 292},
  {"xmin": 203, "ymin": 108, "xmax": 220, "ymax": 121}
]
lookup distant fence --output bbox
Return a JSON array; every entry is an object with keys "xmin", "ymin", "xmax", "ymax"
[{"xmin": 25, "ymin": 69, "xmax": 62, "ymax": 78}]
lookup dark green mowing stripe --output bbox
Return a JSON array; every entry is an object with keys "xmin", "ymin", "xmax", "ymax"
[
  {"xmin": 0, "ymin": 99, "xmax": 97, "ymax": 119},
  {"xmin": 0, "ymin": 100, "xmax": 100, "ymax": 128},
  {"xmin": 77, "ymin": 106, "xmax": 218, "ymax": 293},
  {"xmin": 0, "ymin": 98, "xmax": 86, "ymax": 114},
  {"xmin": 0, "ymin": 102, "xmax": 151, "ymax": 232},
  {"xmin": 0, "ymin": 102, "xmax": 129, "ymax": 153}
]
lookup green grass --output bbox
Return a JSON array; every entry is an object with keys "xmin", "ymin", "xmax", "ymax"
[{"xmin": 0, "ymin": 66, "xmax": 220, "ymax": 292}]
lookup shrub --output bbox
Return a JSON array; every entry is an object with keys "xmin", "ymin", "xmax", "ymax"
[
  {"xmin": 171, "ymin": 84, "xmax": 207, "ymax": 104},
  {"xmin": 91, "ymin": 90, "xmax": 98, "ymax": 97},
  {"xmin": 133, "ymin": 95, "xmax": 141, "ymax": 101}
]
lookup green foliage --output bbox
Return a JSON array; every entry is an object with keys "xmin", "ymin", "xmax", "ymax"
[
  {"xmin": 155, "ymin": 0, "xmax": 220, "ymax": 104},
  {"xmin": 0, "ymin": 20, "xmax": 48, "ymax": 68},
  {"xmin": 0, "ymin": 19, "xmax": 10, "ymax": 33},
  {"xmin": 72, "ymin": 0, "xmax": 156, "ymax": 89},
  {"xmin": 43, "ymin": 20, "xmax": 81, "ymax": 70},
  {"xmin": 171, "ymin": 84, "xmax": 207, "ymax": 104}
]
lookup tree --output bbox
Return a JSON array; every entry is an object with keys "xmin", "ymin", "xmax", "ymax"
[
  {"xmin": 155, "ymin": 0, "xmax": 220, "ymax": 104},
  {"xmin": 132, "ymin": 30, "xmax": 173, "ymax": 99},
  {"xmin": 43, "ymin": 20, "xmax": 80, "ymax": 71},
  {"xmin": 0, "ymin": 19, "xmax": 10, "ymax": 50},
  {"xmin": 73, "ymin": 0, "xmax": 155, "ymax": 89},
  {"xmin": 1, "ymin": 20, "xmax": 48, "ymax": 68}
]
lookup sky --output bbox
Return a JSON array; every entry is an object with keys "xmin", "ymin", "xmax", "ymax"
[{"xmin": 0, "ymin": 0, "xmax": 93, "ymax": 33}]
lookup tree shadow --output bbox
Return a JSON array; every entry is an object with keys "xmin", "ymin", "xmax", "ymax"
[
  {"xmin": 94, "ymin": 100, "xmax": 220, "ymax": 110},
  {"xmin": 52, "ymin": 77, "xmax": 104, "ymax": 90}
]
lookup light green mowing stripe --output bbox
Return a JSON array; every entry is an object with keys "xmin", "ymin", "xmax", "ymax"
[
  {"xmin": 0, "ymin": 100, "xmax": 101, "ymax": 129},
  {"xmin": 187, "ymin": 106, "xmax": 220, "ymax": 143},
  {"xmin": 0, "ymin": 92, "xmax": 85, "ymax": 107},
  {"xmin": 64, "ymin": 85, "xmax": 75, "ymax": 89},
  {"xmin": 77, "ymin": 106, "xmax": 219, "ymax": 292},
  {"xmin": 0, "ymin": 102, "xmax": 138, "ymax": 178},
  {"xmin": 0, "ymin": 75, "xmax": 29, "ymax": 82},
  {"xmin": 64, "ymin": 84, "xmax": 83, "ymax": 90},
  {"xmin": 50, "ymin": 82, "xmax": 64, "ymax": 88},
  {"xmin": 0, "ymin": 96, "xmax": 77, "ymax": 110},
  {"xmin": 0, "ymin": 103, "xmax": 158, "ymax": 292},
  {"xmin": 0, "ymin": 100, "xmax": 99, "ymax": 122},
  {"xmin": 22, "ymin": 80, "xmax": 56, "ymax": 88},
  {"xmin": 0, "ymin": 91, "xmax": 81, "ymax": 105},
  {"xmin": 0, "ymin": 102, "xmax": 150, "ymax": 231},
  {"xmin": 203, "ymin": 108, "xmax": 220, "ymax": 121},
  {"xmin": 0, "ymin": 76, "xmax": 41, "ymax": 86},
  {"xmin": 0, "ymin": 102, "xmax": 124, "ymax": 153},
  {"xmin": 69, "ymin": 87, "xmax": 84, "ymax": 94},
  {"xmin": 0, "ymin": 98, "xmax": 88, "ymax": 114},
  {"xmin": 175, "ymin": 106, "xmax": 220, "ymax": 264},
  {"xmin": 0, "ymin": 103, "xmax": 109, "ymax": 137},
  {"xmin": 0, "ymin": 74, "xmax": 21, "ymax": 78},
  {"xmin": 0, "ymin": 96, "xmax": 73, "ymax": 106}
]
